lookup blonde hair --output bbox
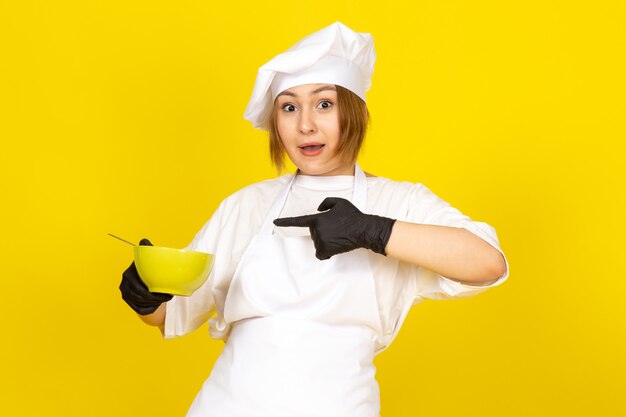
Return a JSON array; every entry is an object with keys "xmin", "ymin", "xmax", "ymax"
[{"xmin": 268, "ymin": 85, "xmax": 370, "ymax": 173}]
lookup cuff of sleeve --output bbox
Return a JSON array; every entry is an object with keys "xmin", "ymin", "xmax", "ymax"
[
  {"xmin": 437, "ymin": 222, "xmax": 510, "ymax": 297},
  {"xmin": 162, "ymin": 297, "xmax": 178, "ymax": 339}
]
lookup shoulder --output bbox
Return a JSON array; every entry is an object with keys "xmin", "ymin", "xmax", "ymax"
[
  {"xmin": 365, "ymin": 176, "xmax": 430, "ymax": 218},
  {"xmin": 366, "ymin": 176, "xmax": 426, "ymax": 194},
  {"xmin": 226, "ymin": 174, "xmax": 289, "ymax": 200},
  {"xmin": 366, "ymin": 175, "xmax": 434, "ymax": 204},
  {"xmin": 365, "ymin": 175, "xmax": 456, "ymax": 223},
  {"xmin": 189, "ymin": 175, "xmax": 290, "ymax": 250},
  {"xmin": 217, "ymin": 174, "xmax": 290, "ymax": 215}
]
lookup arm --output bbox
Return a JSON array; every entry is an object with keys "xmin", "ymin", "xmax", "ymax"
[
  {"xmin": 274, "ymin": 197, "xmax": 507, "ymax": 286},
  {"xmin": 385, "ymin": 221, "xmax": 507, "ymax": 285},
  {"xmin": 138, "ymin": 303, "xmax": 166, "ymax": 327}
]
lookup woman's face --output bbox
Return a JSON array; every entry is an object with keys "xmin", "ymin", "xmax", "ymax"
[{"xmin": 275, "ymin": 83, "xmax": 353, "ymax": 176}]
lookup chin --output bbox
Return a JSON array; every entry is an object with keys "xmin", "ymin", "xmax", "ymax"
[
  {"xmin": 292, "ymin": 161, "xmax": 321, "ymax": 175},
  {"xmin": 299, "ymin": 162, "xmax": 352, "ymax": 176},
  {"xmin": 297, "ymin": 166, "xmax": 323, "ymax": 176}
]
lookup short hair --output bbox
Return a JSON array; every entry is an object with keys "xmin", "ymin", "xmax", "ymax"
[{"xmin": 268, "ymin": 85, "xmax": 370, "ymax": 173}]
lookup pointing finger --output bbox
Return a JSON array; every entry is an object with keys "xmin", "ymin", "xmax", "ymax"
[{"xmin": 273, "ymin": 213, "xmax": 319, "ymax": 228}]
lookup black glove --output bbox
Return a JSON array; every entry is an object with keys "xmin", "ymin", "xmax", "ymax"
[
  {"xmin": 119, "ymin": 238, "xmax": 173, "ymax": 315},
  {"xmin": 273, "ymin": 197, "xmax": 396, "ymax": 260}
]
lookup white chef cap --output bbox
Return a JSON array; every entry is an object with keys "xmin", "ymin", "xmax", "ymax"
[{"xmin": 243, "ymin": 21, "xmax": 376, "ymax": 131}]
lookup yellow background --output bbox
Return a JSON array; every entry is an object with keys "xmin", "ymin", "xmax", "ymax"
[{"xmin": 1, "ymin": 1, "xmax": 624, "ymax": 416}]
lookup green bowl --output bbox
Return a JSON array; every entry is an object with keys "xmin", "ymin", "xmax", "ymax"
[{"xmin": 134, "ymin": 246, "xmax": 214, "ymax": 296}]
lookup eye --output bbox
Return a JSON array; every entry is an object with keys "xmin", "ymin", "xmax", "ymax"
[
  {"xmin": 318, "ymin": 100, "xmax": 333, "ymax": 109},
  {"xmin": 281, "ymin": 103, "xmax": 297, "ymax": 112}
]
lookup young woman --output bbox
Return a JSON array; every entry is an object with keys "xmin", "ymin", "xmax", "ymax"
[{"xmin": 119, "ymin": 22, "xmax": 509, "ymax": 417}]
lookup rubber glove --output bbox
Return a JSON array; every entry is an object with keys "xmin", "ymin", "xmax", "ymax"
[
  {"xmin": 119, "ymin": 238, "xmax": 173, "ymax": 315},
  {"xmin": 273, "ymin": 197, "xmax": 396, "ymax": 260}
]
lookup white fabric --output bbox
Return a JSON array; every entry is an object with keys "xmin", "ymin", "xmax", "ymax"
[
  {"xmin": 221, "ymin": 164, "xmax": 380, "ymax": 333},
  {"xmin": 164, "ymin": 173, "xmax": 509, "ymax": 353},
  {"xmin": 187, "ymin": 317, "xmax": 379, "ymax": 417},
  {"xmin": 243, "ymin": 21, "xmax": 375, "ymax": 130},
  {"xmin": 271, "ymin": 55, "xmax": 365, "ymax": 102},
  {"xmin": 185, "ymin": 165, "xmax": 382, "ymax": 416}
]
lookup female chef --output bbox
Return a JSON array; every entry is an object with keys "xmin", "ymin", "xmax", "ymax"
[{"xmin": 119, "ymin": 21, "xmax": 509, "ymax": 417}]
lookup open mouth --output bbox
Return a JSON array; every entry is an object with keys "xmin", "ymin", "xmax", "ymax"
[
  {"xmin": 299, "ymin": 144, "xmax": 325, "ymax": 151},
  {"xmin": 298, "ymin": 143, "xmax": 325, "ymax": 156}
]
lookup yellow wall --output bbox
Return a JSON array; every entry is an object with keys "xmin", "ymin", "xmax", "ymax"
[{"xmin": 1, "ymin": 1, "xmax": 624, "ymax": 415}]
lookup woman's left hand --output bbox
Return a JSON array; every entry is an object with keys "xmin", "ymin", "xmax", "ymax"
[{"xmin": 273, "ymin": 197, "xmax": 396, "ymax": 260}]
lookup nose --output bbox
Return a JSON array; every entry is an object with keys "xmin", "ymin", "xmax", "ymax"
[{"xmin": 298, "ymin": 108, "xmax": 317, "ymax": 134}]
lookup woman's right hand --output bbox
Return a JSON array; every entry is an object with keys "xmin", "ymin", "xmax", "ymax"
[{"xmin": 119, "ymin": 238, "xmax": 173, "ymax": 315}]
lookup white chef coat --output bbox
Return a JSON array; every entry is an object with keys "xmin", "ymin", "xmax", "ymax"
[
  {"xmin": 184, "ymin": 165, "xmax": 383, "ymax": 416},
  {"xmin": 164, "ymin": 173, "xmax": 509, "ymax": 353}
]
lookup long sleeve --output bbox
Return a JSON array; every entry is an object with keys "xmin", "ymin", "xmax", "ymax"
[
  {"xmin": 162, "ymin": 201, "xmax": 225, "ymax": 339},
  {"xmin": 405, "ymin": 183, "xmax": 509, "ymax": 301}
]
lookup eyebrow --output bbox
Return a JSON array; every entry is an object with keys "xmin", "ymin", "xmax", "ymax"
[{"xmin": 276, "ymin": 85, "xmax": 337, "ymax": 98}]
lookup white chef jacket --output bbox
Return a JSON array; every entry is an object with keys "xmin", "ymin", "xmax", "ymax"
[{"xmin": 164, "ymin": 174, "xmax": 509, "ymax": 354}]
